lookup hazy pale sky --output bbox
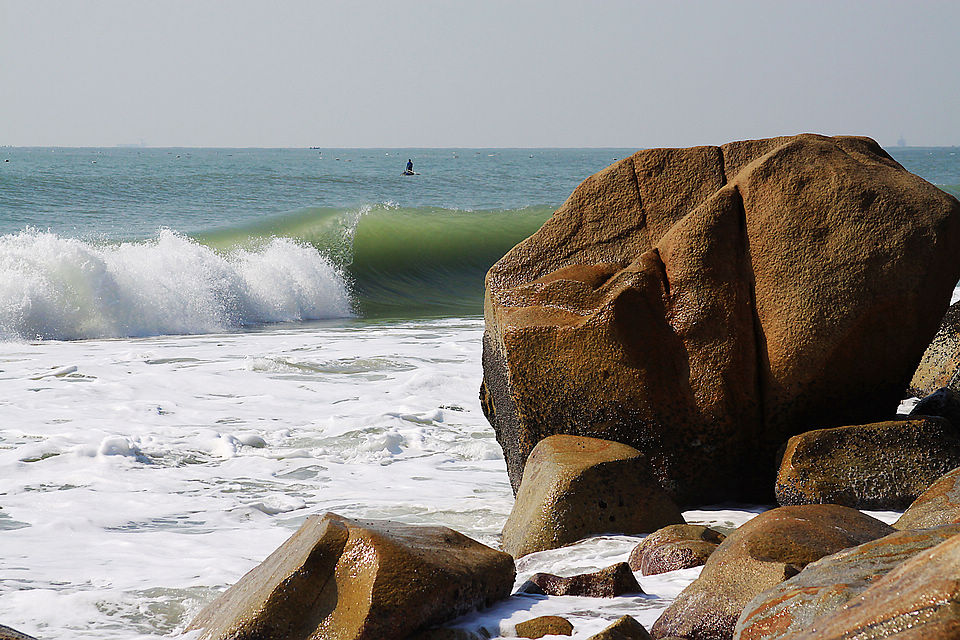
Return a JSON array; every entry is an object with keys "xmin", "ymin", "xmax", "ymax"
[{"xmin": 2, "ymin": 1, "xmax": 958, "ymax": 148}]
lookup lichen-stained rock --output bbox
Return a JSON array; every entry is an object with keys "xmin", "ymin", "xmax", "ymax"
[
  {"xmin": 910, "ymin": 301, "xmax": 960, "ymax": 397},
  {"xmin": 588, "ymin": 616, "xmax": 653, "ymax": 640},
  {"xmin": 501, "ymin": 435, "xmax": 683, "ymax": 558},
  {"xmin": 517, "ymin": 562, "xmax": 643, "ymax": 598},
  {"xmin": 649, "ymin": 505, "xmax": 894, "ymax": 640},
  {"xmin": 734, "ymin": 524, "xmax": 960, "ymax": 640},
  {"xmin": 895, "ymin": 465, "xmax": 960, "ymax": 529},
  {"xmin": 187, "ymin": 513, "xmax": 515, "ymax": 640},
  {"xmin": 482, "ymin": 134, "xmax": 960, "ymax": 506},
  {"xmin": 628, "ymin": 524, "xmax": 726, "ymax": 575},
  {"xmin": 515, "ymin": 615, "xmax": 574, "ymax": 638},
  {"xmin": 776, "ymin": 531, "xmax": 960, "ymax": 639},
  {"xmin": 774, "ymin": 417, "xmax": 960, "ymax": 510}
]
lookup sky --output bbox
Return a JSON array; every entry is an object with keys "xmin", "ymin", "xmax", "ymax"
[{"xmin": 1, "ymin": 1, "xmax": 959, "ymax": 148}]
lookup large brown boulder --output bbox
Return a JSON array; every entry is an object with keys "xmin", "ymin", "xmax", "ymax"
[
  {"xmin": 734, "ymin": 524, "xmax": 960, "ymax": 640},
  {"xmin": 775, "ymin": 532, "xmax": 960, "ymax": 639},
  {"xmin": 501, "ymin": 435, "xmax": 683, "ymax": 558},
  {"xmin": 482, "ymin": 134, "xmax": 960, "ymax": 505},
  {"xmin": 895, "ymin": 465, "xmax": 960, "ymax": 529},
  {"xmin": 187, "ymin": 513, "xmax": 515, "ymax": 640},
  {"xmin": 910, "ymin": 300, "xmax": 960, "ymax": 397},
  {"xmin": 649, "ymin": 505, "xmax": 894, "ymax": 640},
  {"xmin": 774, "ymin": 417, "xmax": 960, "ymax": 510}
]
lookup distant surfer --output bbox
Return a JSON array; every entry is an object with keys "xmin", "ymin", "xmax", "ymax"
[{"xmin": 403, "ymin": 159, "xmax": 416, "ymax": 175}]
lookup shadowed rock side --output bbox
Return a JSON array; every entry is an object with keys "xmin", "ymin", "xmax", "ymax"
[
  {"xmin": 482, "ymin": 134, "xmax": 960, "ymax": 505},
  {"xmin": 649, "ymin": 505, "xmax": 894, "ymax": 640},
  {"xmin": 910, "ymin": 300, "xmax": 960, "ymax": 397},
  {"xmin": 774, "ymin": 417, "xmax": 960, "ymax": 510},
  {"xmin": 734, "ymin": 524, "xmax": 960, "ymax": 640},
  {"xmin": 187, "ymin": 513, "xmax": 515, "ymax": 640}
]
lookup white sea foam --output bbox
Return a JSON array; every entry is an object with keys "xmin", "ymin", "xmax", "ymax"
[{"xmin": 0, "ymin": 229, "xmax": 352, "ymax": 341}]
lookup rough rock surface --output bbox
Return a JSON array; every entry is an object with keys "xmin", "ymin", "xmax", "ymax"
[
  {"xmin": 515, "ymin": 615, "xmax": 574, "ymax": 638},
  {"xmin": 501, "ymin": 435, "xmax": 683, "ymax": 558},
  {"xmin": 910, "ymin": 300, "xmax": 960, "ymax": 397},
  {"xmin": 628, "ymin": 524, "xmax": 725, "ymax": 575},
  {"xmin": 187, "ymin": 513, "xmax": 515, "ymax": 640},
  {"xmin": 895, "ymin": 465, "xmax": 960, "ymax": 529},
  {"xmin": 734, "ymin": 524, "xmax": 960, "ymax": 640},
  {"xmin": 909, "ymin": 386, "xmax": 960, "ymax": 430},
  {"xmin": 0, "ymin": 625, "xmax": 37, "ymax": 640},
  {"xmin": 482, "ymin": 134, "xmax": 960, "ymax": 505},
  {"xmin": 649, "ymin": 505, "xmax": 894, "ymax": 640},
  {"xmin": 518, "ymin": 562, "xmax": 643, "ymax": 598},
  {"xmin": 777, "ymin": 532, "xmax": 960, "ymax": 639},
  {"xmin": 588, "ymin": 616, "xmax": 653, "ymax": 640},
  {"xmin": 774, "ymin": 417, "xmax": 960, "ymax": 509}
]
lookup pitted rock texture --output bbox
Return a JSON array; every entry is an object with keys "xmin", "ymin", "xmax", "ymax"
[
  {"xmin": 649, "ymin": 505, "xmax": 894, "ymax": 640},
  {"xmin": 774, "ymin": 532, "xmax": 960, "ymax": 639},
  {"xmin": 895, "ymin": 465, "xmax": 960, "ymax": 529},
  {"xmin": 774, "ymin": 417, "xmax": 960, "ymax": 510},
  {"xmin": 518, "ymin": 562, "xmax": 643, "ymax": 598},
  {"xmin": 187, "ymin": 513, "xmax": 515, "ymax": 640},
  {"xmin": 482, "ymin": 134, "xmax": 960, "ymax": 505},
  {"xmin": 910, "ymin": 301, "xmax": 960, "ymax": 397},
  {"xmin": 588, "ymin": 616, "xmax": 653, "ymax": 640},
  {"xmin": 734, "ymin": 524, "xmax": 960, "ymax": 640},
  {"xmin": 628, "ymin": 524, "xmax": 726, "ymax": 575},
  {"xmin": 515, "ymin": 616, "xmax": 574, "ymax": 638},
  {"xmin": 501, "ymin": 435, "xmax": 683, "ymax": 558}
]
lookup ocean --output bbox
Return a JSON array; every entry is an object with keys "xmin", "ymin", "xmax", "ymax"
[{"xmin": 0, "ymin": 146, "xmax": 956, "ymax": 639}]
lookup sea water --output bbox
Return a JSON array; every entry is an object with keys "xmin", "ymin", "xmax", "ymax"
[{"xmin": 0, "ymin": 147, "xmax": 956, "ymax": 639}]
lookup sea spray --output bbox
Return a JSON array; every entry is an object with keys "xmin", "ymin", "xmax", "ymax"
[{"xmin": 0, "ymin": 229, "xmax": 352, "ymax": 341}]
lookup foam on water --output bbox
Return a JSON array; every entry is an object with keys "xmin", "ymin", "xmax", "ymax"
[{"xmin": 0, "ymin": 229, "xmax": 352, "ymax": 341}]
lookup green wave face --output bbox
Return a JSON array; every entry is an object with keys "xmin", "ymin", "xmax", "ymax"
[{"xmin": 195, "ymin": 204, "xmax": 554, "ymax": 318}]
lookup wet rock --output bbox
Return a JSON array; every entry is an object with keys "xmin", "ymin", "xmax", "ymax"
[
  {"xmin": 588, "ymin": 616, "xmax": 652, "ymax": 640},
  {"xmin": 482, "ymin": 135, "xmax": 960, "ymax": 506},
  {"xmin": 895, "ymin": 465, "xmax": 960, "ymax": 529},
  {"xmin": 650, "ymin": 505, "xmax": 894, "ymax": 640},
  {"xmin": 187, "ymin": 512, "xmax": 515, "ymax": 640},
  {"xmin": 734, "ymin": 524, "xmax": 960, "ymax": 640},
  {"xmin": 0, "ymin": 625, "xmax": 38, "ymax": 640},
  {"xmin": 910, "ymin": 300, "xmax": 960, "ymax": 397},
  {"xmin": 778, "ymin": 532, "xmax": 960, "ymax": 639},
  {"xmin": 518, "ymin": 562, "xmax": 643, "ymax": 598},
  {"xmin": 515, "ymin": 615, "xmax": 574, "ymax": 638},
  {"xmin": 628, "ymin": 524, "xmax": 726, "ymax": 575},
  {"xmin": 774, "ymin": 417, "xmax": 960, "ymax": 510},
  {"xmin": 501, "ymin": 435, "xmax": 683, "ymax": 558},
  {"xmin": 909, "ymin": 386, "xmax": 960, "ymax": 430}
]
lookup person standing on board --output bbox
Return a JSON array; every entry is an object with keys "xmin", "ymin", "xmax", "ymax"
[{"xmin": 405, "ymin": 159, "xmax": 414, "ymax": 174}]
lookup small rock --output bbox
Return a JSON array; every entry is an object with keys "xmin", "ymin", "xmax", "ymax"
[
  {"xmin": 775, "ymin": 417, "xmax": 960, "ymax": 510},
  {"xmin": 587, "ymin": 615, "xmax": 652, "ymax": 639},
  {"xmin": 515, "ymin": 615, "xmax": 573, "ymax": 638},
  {"xmin": 187, "ymin": 512, "xmax": 515, "ymax": 640},
  {"xmin": 517, "ymin": 562, "xmax": 642, "ymax": 598},
  {"xmin": 501, "ymin": 435, "xmax": 684, "ymax": 558},
  {"xmin": 0, "ymin": 625, "xmax": 38, "ymax": 640},
  {"xmin": 651, "ymin": 505, "xmax": 894, "ymax": 640},
  {"xmin": 628, "ymin": 524, "xmax": 725, "ymax": 575},
  {"xmin": 895, "ymin": 465, "xmax": 960, "ymax": 529},
  {"xmin": 909, "ymin": 386, "xmax": 960, "ymax": 431}
]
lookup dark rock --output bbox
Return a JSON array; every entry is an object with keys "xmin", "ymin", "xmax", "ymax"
[
  {"xmin": 0, "ymin": 625, "xmax": 38, "ymax": 640},
  {"xmin": 895, "ymin": 465, "xmax": 960, "ymax": 529},
  {"xmin": 501, "ymin": 435, "xmax": 683, "ymax": 558},
  {"xmin": 187, "ymin": 512, "xmax": 515, "ymax": 640},
  {"xmin": 910, "ymin": 300, "xmax": 960, "ymax": 397},
  {"xmin": 482, "ymin": 134, "xmax": 960, "ymax": 506},
  {"xmin": 518, "ymin": 562, "xmax": 643, "ymax": 598},
  {"xmin": 649, "ymin": 505, "xmax": 894, "ymax": 640},
  {"xmin": 588, "ymin": 616, "xmax": 653, "ymax": 640},
  {"xmin": 774, "ymin": 417, "xmax": 960, "ymax": 510},
  {"xmin": 777, "ymin": 531, "xmax": 960, "ymax": 639},
  {"xmin": 515, "ymin": 616, "xmax": 574, "ymax": 638},
  {"xmin": 629, "ymin": 524, "xmax": 726, "ymax": 575},
  {"xmin": 734, "ymin": 524, "xmax": 960, "ymax": 640},
  {"xmin": 909, "ymin": 386, "xmax": 960, "ymax": 431}
]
